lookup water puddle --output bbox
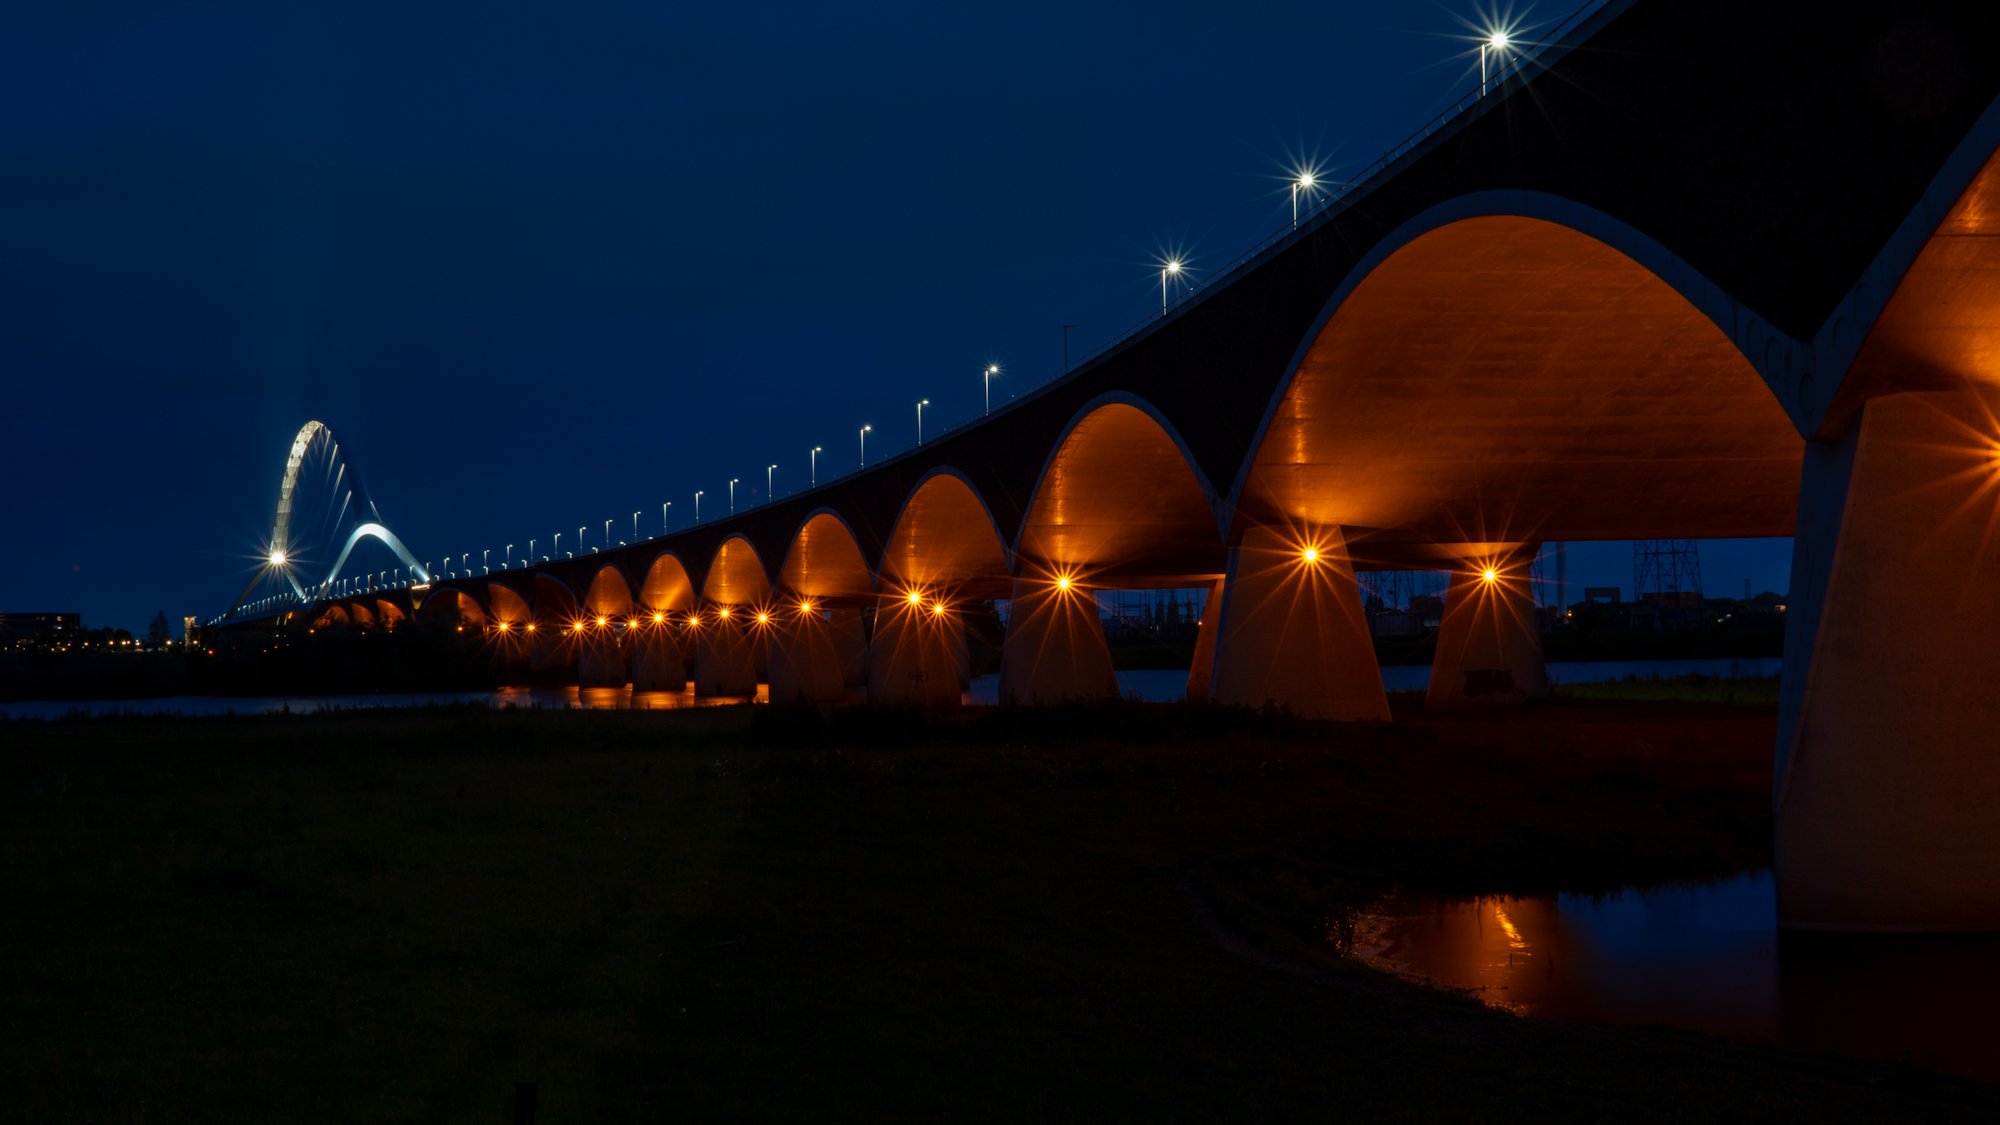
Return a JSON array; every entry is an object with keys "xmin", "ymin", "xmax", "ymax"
[{"xmin": 1344, "ymin": 872, "xmax": 2000, "ymax": 1083}]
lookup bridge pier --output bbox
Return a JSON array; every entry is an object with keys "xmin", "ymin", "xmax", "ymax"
[
  {"xmin": 577, "ymin": 624, "xmax": 626, "ymax": 687},
  {"xmin": 866, "ymin": 596, "xmax": 963, "ymax": 706},
  {"xmin": 999, "ymin": 575, "xmax": 1117, "ymax": 704},
  {"xmin": 1779, "ymin": 389, "xmax": 2000, "ymax": 932},
  {"xmin": 1427, "ymin": 548, "xmax": 1548, "ymax": 709},
  {"xmin": 693, "ymin": 612, "xmax": 758, "ymax": 696},
  {"xmin": 1184, "ymin": 578, "xmax": 1224, "ymax": 702},
  {"xmin": 630, "ymin": 622, "xmax": 687, "ymax": 692},
  {"xmin": 830, "ymin": 608, "xmax": 869, "ymax": 687},
  {"xmin": 1208, "ymin": 524, "xmax": 1387, "ymax": 720},
  {"xmin": 768, "ymin": 608, "xmax": 851, "ymax": 703}
]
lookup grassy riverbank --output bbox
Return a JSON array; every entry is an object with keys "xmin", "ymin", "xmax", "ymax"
[{"xmin": 4, "ymin": 701, "xmax": 1990, "ymax": 1121}]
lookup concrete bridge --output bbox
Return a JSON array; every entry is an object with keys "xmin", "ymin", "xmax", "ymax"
[{"xmin": 265, "ymin": 0, "xmax": 2000, "ymax": 932}]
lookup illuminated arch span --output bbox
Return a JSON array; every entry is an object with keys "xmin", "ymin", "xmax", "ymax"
[
  {"xmin": 878, "ymin": 468, "xmax": 1011, "ymax": 599},
  {"xmin": 701, "ymin": 535, "xmax": 771, "ymax": 606},
  {"xmin": 229, "ymin": 420, "xmax": 429, "ymax": 614},
  {"xmin": 640, "ymin": 552, "xmax": 697, "ymax": 612},
  {"xmin": 584, "ymin": 565, "xmax": 636, "ymax": 617},
  {"xmin": 1015, "ymin": 394, "xmax": 1224, "ymax": 586},
  {"xmin": 778, "ymin": 509, "xmax": 875, "ymax": 601},
  {"xmin": 1234, "ymin": 200, "xmax": 1803, "ymax": 565}
]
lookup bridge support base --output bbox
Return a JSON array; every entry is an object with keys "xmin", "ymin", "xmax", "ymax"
[
  {"xmin": 578, "ymin": 627, "xmax": 626, "ymax": 687},
  {"xmin": 630, "ymin": 624, "xmax": 687, "ymax": 692},
  {"xmin": 1427, "ymin": 549, "xmax": 1547, "ymax": 709},
  {"xmin": 1779, "ymin": 389, "xmax": 2000, "ymax": 932},
  {"xmin": 867, "ymin": 598, "xmax": 963, "ymax": 706},
  {"xmin": 1185, "ymin": 578, "xmax": 1224, "ymax": 702},
  {"xmin": 1209, "ymin": 524, "xmax": 1387, "ymax": 720},
  {"xmin": 830, "ymin": 609, "xmax": 869, "ymax": 687},
  {"xmin": 999, "ymin": 576, "xmax": 1117, "ymax": 704},
  {"xmin": 768, "ymin": 611, "xmax": 850, "ymax": 703},
  {"xmin": 694, "ymin": 615, "xmax": 758, "ymax": 697}
]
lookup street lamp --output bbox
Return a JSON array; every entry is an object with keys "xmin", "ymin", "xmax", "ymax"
[
  {"xmin": 483, "ymin": 549, "xmax": 490, "ymax": 573},
  {"xmin": 1292, "ymin": 170, "xmax": 1316, "ymax": 227},
  {"xmin": 695, "ymin": 490, "xmax": 703, "ymax": 523},
  {"xmin": 461, "ymin": 553, "xmax": 469, "ymax": 573},
  {"xmin": 729, "ymin": 478, "xmax": 738, "ymax": 514},
  {"xmin": 767, "ymin": 464, "xmax": 776, "ymax": 501},
  {"xmin": 604, "ymin": 519, "xmax": 613, "ymax": 547},
  {"xmin": 1481, "ymin": 31, "xmax": 1511, "ymax": 97},
  {"xmin": 663, "ymin": 501, "xmax": 672, "ymax": 533},
  {"xmin": 984, "ymin": 364, "xmax": 1000, "ymax": 414},
  {"xmin": 859, "ymin": 424, "xmax": 872, "ymax": 468},
  {"xmin": 811, "ymin": 446, "xmax": 822, "ymax": 486},
  {"xmin": 916, "ymin": 399, "xmax": 929, "ymax": 444},
  {"xmin": 1161, "ymin": 259, "xmax": 1183, "ymax": 315},
  {"xmin": 554, "ymin": 532, "xmax": 561, "ymax": 558},
  {"xmin": 632, "ymin": 511, "xmax": 640, "ymax": 541},
  {"xmin": 529, "ymin": 539, "xmax": 536, "ymax": 562}
]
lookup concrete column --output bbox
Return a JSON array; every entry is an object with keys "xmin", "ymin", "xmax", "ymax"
[
  {"xmin": 527, "ymin": 624, "xmax": 567, "ymax": 674},
  {"xmin": 1209, "ymin": 523, "xmax": 1387, "ymax": 721},
  {"xmin": 629, "ymin": 623, "xmax": 687, "ymax": 692},
  {"xmin": 1778, "ymin": 389, "xmax": 2000, "ymax": 932},
  {"xmin": 577, "ymin": 624, "xmax": 627, "ymax": 687},
  {"xmin": 866, "ymin": 596, "xmax": 963, "ymax": 706},
  {"xmin": 693, "ymin": 612, "xmax": 758, "ymax": 696},
  {"xmin": 1185, "ymin": 578, "xmax": 1224, "ymax": 702},
  {"xmin": 999, "ymin": 575, "xmax": 1117, "ymax": 704},
  {"xmin": 768, "ymin": 609, "xmax": 850, "ymax": 703},
  {"xmin": 1427, "ymin": 548, "xmax": 1548, "ymax": 708},
  {"xmin": 830, "ymin": 608, "xmax": 869, "ymax": 687}
]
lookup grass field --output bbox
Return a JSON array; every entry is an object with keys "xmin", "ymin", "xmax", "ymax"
[{"xmin": 5, "ymin": 700, "xmax": 1992, "ymax": 1121}]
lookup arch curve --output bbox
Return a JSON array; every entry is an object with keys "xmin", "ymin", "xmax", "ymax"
[{"xmin": 878, "ymin": 467, "xmax": 1011, "ymax": 599}]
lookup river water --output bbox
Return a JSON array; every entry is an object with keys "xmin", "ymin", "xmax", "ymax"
[
  {"xmin": 1353, "ymin": 873, "xmax": 2000, "ymax": 1084},
  {"xmin": 0, "ymin": 656, "xmax": 1781, "ymax": 720}
]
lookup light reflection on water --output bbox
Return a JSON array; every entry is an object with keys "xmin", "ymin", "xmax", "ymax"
[
  {"xmin": 1352, "ymin": 872, "xmax": 2000, "ymax": 1083},
  {"xmin": 4, "ymin": 659, "xmax": 1779, "ymax": 719}
]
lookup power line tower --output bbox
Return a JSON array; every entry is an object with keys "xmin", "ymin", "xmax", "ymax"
[{"xmin": 1640, "ymin": 536, "xmax": 1704, "ymax": 624}]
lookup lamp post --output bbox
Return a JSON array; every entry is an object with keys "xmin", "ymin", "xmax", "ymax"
[
  {"xmin": 461, "ymin": 553, "xmax": 469, "ymax": 574},
  {"xmin": 1292, "ymin": 171, "xmax": 1316, "ymax": 227},
  {"xmin": 604, "ymin": 519, "xmax": 613, "ymax": 547},
  {"xmin": 529, "ymin": 539, "xmax": 536, "ymax": 562},
  {"xmin": 984, "ymin": 364, "xmax": 999, "ymax": 414},
  {"xmin": 553, "ymin": 532, "xmax": 562, "ymax": 558},
  {"xmin": 695, "ymin": 491, "xmax": 703, "ymax": 524},
  {"xmin": 663, "ymin": 502, "xmax": 671, "ymax": 534},
  {"xmin": 483, "ymin": 549, "xmax": 490, "ymax": 573},
  {"xmin": 1161, "ymin": 259, "xmax": 1182, "ymax": 315},
  {"xmin": 811, "ymin": 446, "xmax": 822, "ymax": 486},
  {"xmin": 1481, "ymin": 31, "xmax": 1510, "ymax": 96},
  {"xmin": 859, "ymin": 424, "xmax": 872, "ymax": 468},
  {"xmin": 916, "ymin": 399, "xmax": 929, "ymax": 444},
  {"xmin": 767, "ymin": 464, "xmax": 776, "ymax": 501},
  {"xmin": 578, "ymin": 527, "xmax": 586, "ymax": 557},
  {"xmin": 729, "ymin": 478, "xmax": 738, "ymax": 515}
]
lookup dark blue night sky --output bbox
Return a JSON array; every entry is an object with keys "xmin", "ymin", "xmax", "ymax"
[{"xmin": 3, "ymin": 1, "xmax": 1789, "ymax": 631}]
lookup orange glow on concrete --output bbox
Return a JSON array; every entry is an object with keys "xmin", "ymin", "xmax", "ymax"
[
  {"xmin": 1016, "ymin": 401, "xmax": 1224, "ymax": 587},
  {"xmin": 1244, "ymin": 215, "xmax": 1800, "ymax": 556},
  {"xmin": 778, "ymin": 512, "xmax": 875, "ymax": 601},
  {"xmin": 880, "ymin": 472, "xmax": 1011, "ymax": 599}
]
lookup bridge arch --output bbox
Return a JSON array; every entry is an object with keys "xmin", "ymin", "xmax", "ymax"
[
  {"xmin": 1015, "ymin": 393, "xmax": 1224, "ymax": 586},
  {"xmin": 639, "ymin": 552, "xmax": 697, "ymax": 613},
  {"xmin": 583, "ymin": 565, "xmax": 637, "ymax": 619},
  {"xmin": 701, "ymin": 535, "xmax": 772, "ymax": 607},
  {"xmin": 878, "ymin": 467, "xmax": 1011, "ymax": 601},
  {"xmin": 778, "ymin": 509, "xmax": 875, "ymax": 602},
  {"xmin": 418, "ymin": 589, "xmax": 488, "ymax": 629},
  {"xmin": 1233, "ymin": 203, "xmax": 1803, "ymax": 559},
  {"xmin": 534, "ymin": 574, "xmax": 581, "ymax": 626}
]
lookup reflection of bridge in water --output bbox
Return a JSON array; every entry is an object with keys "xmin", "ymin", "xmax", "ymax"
[{"xmin": 217, "ymin": 0, "xmax": 2000, "ymax": 934}]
